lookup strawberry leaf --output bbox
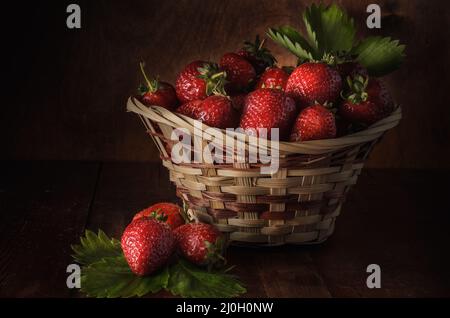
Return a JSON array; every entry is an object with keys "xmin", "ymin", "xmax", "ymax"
[
  {"xmin": 81, "ymin": 256, "xmax": 170, "ymax": 298},
  {"xmin": 353, "ymin": 36, "xmax": 405, "ymax": 77},
  {"xmin": 303, "ymin": 3, "xmax": 356, "ymax": 56},
  {"xmin": 167, "ymin": 259, "xmax": 246, "ymax": 298},
  {"xmin": 71, "ymin": 230, "xmax": 122, "ymax": 265},
  {"xmin": 267, "ymin": 27, "xmax": 315, "ymax": 61}
]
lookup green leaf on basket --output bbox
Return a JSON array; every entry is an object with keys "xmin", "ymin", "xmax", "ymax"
[
  {"xmin": 267, "ymin": 26, "xmax": 316, "ymax": 61},
  {"xmin": 353, "ymin": 36, "xmax": 405, "ymax": 77},
  {"xmin": 303, "ymin": 3, "xmax": 356, "ymax": 56},
  {"xmin": 81, "ymin": 256, "xmax": 170, "ymax": 298},
  {"xmin": 71, "ymin": 229, "xmax": 122, "ymax": 265},
  {"xmin": 167, "ymin": 259, "xmax": 246, "ymax": 298}
]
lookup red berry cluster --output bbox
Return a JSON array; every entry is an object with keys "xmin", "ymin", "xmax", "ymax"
[
  {"xmin": 121, "ymin": 202, "xmax": 223, "ymax": 276},
  {"xmin": 137, "ymin": 37, "xmax": 394, "ymax": 142}
]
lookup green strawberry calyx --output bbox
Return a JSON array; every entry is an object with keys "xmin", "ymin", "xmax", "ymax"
[
  {"xmin": 204, "ymin": 237, "xmax": 227, "ymax": 272},
  {"xmin": 139, "ymin": 61, "xmax": 160, "ymax": 94},
  {"xmin": 149, "ymin": 209, "xmax": 169, "ymax": 223},
  {"xmin": 242, "ymin": 35, "xmax": 277, "ymax": 67},
  {"xmin": 197, "ymin": 63, "xmax": 228, "ymax": 97},
  {"xmin": 343, "ymin": 75, "xmax": 369, "ymax": 104}
]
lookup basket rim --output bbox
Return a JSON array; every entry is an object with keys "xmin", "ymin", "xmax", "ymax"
[{"xmin": 127, "ymin": 96, "xmax": 401, "ymax": 155}]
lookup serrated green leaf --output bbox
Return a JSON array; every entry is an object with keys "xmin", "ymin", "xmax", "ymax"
[
  {"xmin": 353, "ymin": 36, "xmax": 405, "ymax": 76},
  {"xmin": 81, "ymin": 256, "xmax": 169, "ymax": 298},
  {"xmin": 167, "ymin": 259, "xmax": 246, "ymax": 298},
  {"xmin": 267, "ymin": 27, "xmax": 315, "ymax": 61},
  {"xmin": 71, "ymin": 230, "xmax": 122, "ymax": 265},
  {"xmin": 303, "ymin": 3, "xmax": 356, "ymax": 55}
]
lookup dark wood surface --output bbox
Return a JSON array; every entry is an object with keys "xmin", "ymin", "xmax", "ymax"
[
  {"xmin": 2, "ymin": 0, "xmax": 450, "ymax": 168},
  {"xmin": 1, "ymin": 161, "xmax": 449, "ymax": 298}
]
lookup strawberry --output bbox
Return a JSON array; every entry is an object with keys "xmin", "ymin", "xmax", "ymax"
[
  {"xmin": 138, "ymin": 62, "xmax": 178, "ymax": 110},
  {"xmin": 256, "ymin": 67, "xmax": 289, "ymax": 90},
  {"xmin": 177, "ymin": 95, "xmax": 238, "ymax": 129},
  {"xmin": 230, "ymin": 93, "xmax": 247, "ymax": 112},
  {"xmin": 174, "ymin": 223, "xmax": 224, "ymax": 267},
  {"xmin": 239, "ymin": 88, "xmax": 297, "ymax": 140},
  {"xmin": 339, "ymin": 76, "xmax": 394, "ymax": 126},
  {"xmin": 336, "ymin": 61, "xmax": 368, "ymax": 81},
  {"xmin": 285, "ymin": 62, "xmax": 342, "ymax": 108},
  {"xmin": 176, "ymin": 100, "xmax": 203, "ymax": 118},
  {"xmin": 219, "ymin": 53, "xmax": 256, "ymax": 94},
  {"xmin": 133, "ymin": 202, "xmax": 184, "ymax": 230},
  {"xmin": 290, "ymin": 104, "xmax": 337, "ymax": 141},
  {"xmin": 237, "ymin": 35, "xmax": 276, "ymax": 75},
  {"xmin": 197, "ymin": 95, "xmax": 239, "ymax": 129},
  {"xmin": 121, "ymin": 218, "xmax": 175, "ymax": 276},
  {"xmin": 175, "ymin": 61, "xmax": 226, "ymax": 103}
]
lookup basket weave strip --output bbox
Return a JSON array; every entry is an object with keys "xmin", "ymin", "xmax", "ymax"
[{"xmin": 127, "ymin": 97, "xmax": 401, "ymax": 245}]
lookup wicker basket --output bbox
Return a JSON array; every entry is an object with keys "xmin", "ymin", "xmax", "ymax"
[{"xmin": 127, "ymin": 96, "xmax": 401, "ymax": 246}]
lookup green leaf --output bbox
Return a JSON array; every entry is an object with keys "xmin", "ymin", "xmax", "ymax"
[
  {"xmin": 353, "ymin": 36, "xmax": 405, "ymax": 76},
  {"xmin": 267, "ymin": 27, "xmax": 316, "ymax": 61},
  {"xmin": 71, "ymin": 230, "xmax": 122, "ymax": 265},
  {"xmin": 167, "ymin": 259, "xmax": 246, "ymax": 298},
  {"xmin": 303, "ymin": 3, "xmax": 356, "ymax": 56},
  {"xmin": 81, "ymin": 256, "xmax": 170, "ymax": 298}
]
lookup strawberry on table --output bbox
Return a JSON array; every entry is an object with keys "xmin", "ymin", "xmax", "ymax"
[
  {"xmin": 121, "ymin": 218, "xmax": 175, "ymax": 276},
  {"xmin": 219, "ymin": 53, "xmax": 256, "ymax": 94},
  {"xmin": 175, "ymin": 61, "xmax": 226, "ymax": 103},
  {"xmin": 285, "ymin": 62, "xmax": 342, "ymax": 108},
  {"xmin": 133, "ymin": 202, "xmax": 184, "ymax": 230},
  {"xmin": 174, "ymin": 223, "xmax": 224, "ymax": 267},
  {"xmin": 256, "ymin": 67, "xmax": 289, "ymax": 90},
  {"xmin": 290, "ymin": 104, "xmax": 337, "ymax": 141},
  {"xmin": 239, "ymin": 88, "xmax": 297, "ymax": 140},
  {"xmin": 339, "ymin": 76, "xmax": 394, "ymax": 126},
  {"xmin": 237, "ymin": 35, "xmax": 276, "ymax": 75},
  {"xmin": 138, "ymin": 62, "xmax": 179, "ymax": 110}
]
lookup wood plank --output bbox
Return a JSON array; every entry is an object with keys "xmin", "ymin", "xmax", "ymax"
[
  {"xmin": 0, "ymin": 161, "xmax": 100, "ymax": 297},
  {"xmin": 310, "ymin": 169, "xmax": 450, "ymax": 297}
]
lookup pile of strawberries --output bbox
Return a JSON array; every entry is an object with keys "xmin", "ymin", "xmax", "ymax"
[
  {"xmin": 138, "ymin": 35, "xmax": 394, "ymax": 142},
  {"xmin": 121, "ymin": 202, "xmax": 224, "ymax": 276}
]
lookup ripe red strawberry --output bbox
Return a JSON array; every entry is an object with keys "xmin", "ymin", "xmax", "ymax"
[
  {"xmin": 230, "ymin": 93, "xmax": 246, "ymax": 112},
  {"xmin": 176, "ymin": 96, "xmax": 238, "ymax": 128},
  {"xmin": 121, "ymin": 218, "xmax": 175, "ymax": 276},
  {"xmin": 290, "ymin": 104, "xmax": 337, "ymax": 141},
  {"xmin": 174, "ymin": 223, "xmax": 224, "ymax": 267},
  {"xmin": 133, "ymin": 202, "xmax": 184, "ymax": 230},
  {"xmin": 339, "ymin": 76, "xmax": 394, "ymax": 126},
  {"xmin": 336, "ymin": 61, "xmax": 368, "ymax": 81},
  {"xmin": 175, "ymin": 61, "xmax": 226, "ymax": 103},
  {"xmin": 219, "ymin": 53, "xmax": 256, "ymax": 94},
  {"xmin": 285, "ymin": 62, "xmax": 342, "ymax": 108},
  {"xmin": 239, "ymin": 88, "xmax": 297, "ymax": 140},
  {"xmin": 237, "ymin": 35, "xmax": 276, "ymax": 75},
  {"xmin": 256, "ymin": 67, "xmax": 289, "ymax": 90},
  {"xmin": 138, "ymin": 62, "xmax": 178, "ymax": 110},
  {"xmin": 176, "ymin": 100, "xmax": 203, "ymax": 118},
  {"xmin": 197, "ymin": 95, "xmax": 239, "ymax": 129}
]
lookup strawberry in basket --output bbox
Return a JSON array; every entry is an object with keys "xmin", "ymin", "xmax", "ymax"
[
  {"xmin": 175, "ymin": 61, "xmax": 226, "ymax": 103},
  {"xmin": 290, "ymin": 103, "xmax": 337, "ymax": 141},
  {"xmin": 339, "ymin": 75, "xmax": 395, "ymax": 126},
  {"xmin": 138, "ymin": 62, "xmax": 179, "ymax": 110},
  {"xmin": 237, "ymin": 35, "xmax": 276, "ymax": 75},
  {"xmin": 239, "ymin": 88, "xmax": 297, "ymax": 140},
  {"xmin": 256, "ymin": 67, "xmax": 289, "ymax": 91},
  {"xmin": 219, "ymin": 52, "xmax": 256, "ymax": 94}
]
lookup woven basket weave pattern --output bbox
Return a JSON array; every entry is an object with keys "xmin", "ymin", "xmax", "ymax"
[{"xmin": 127, "ymin": 97, "xmax": 401, "ymax": 246}]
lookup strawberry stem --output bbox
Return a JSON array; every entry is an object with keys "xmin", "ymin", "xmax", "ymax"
[{"xmin": 139, "ymin": 62, "xmax": 159, "ymax": 93}]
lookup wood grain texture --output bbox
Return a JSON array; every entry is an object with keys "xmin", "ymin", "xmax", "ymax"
[
  {"xmin": 1, "ymin": 0, "xmax": 449, "ymax": 168},
  {"xmin": 1, "ymin": 161, "xmax": 449, "ymax": 297}
]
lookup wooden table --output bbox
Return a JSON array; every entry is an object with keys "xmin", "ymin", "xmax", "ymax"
[{"xmin": 1, "ymin": 161, "xmax": 449, "ymax": 297}]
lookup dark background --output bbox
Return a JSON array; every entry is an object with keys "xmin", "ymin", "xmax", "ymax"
[{"xmin": 1, "ymin": 0, "xmax": 450, "ymax": 168}]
